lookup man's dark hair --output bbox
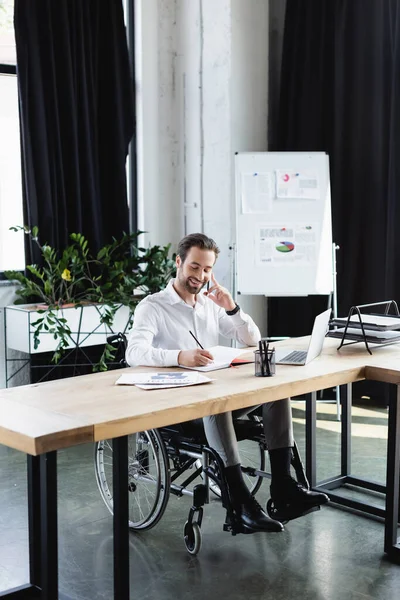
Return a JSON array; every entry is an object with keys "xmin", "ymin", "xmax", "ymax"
[{"xmin": 177, "ymin": 233, "xmax": 220, "ymax": 264}]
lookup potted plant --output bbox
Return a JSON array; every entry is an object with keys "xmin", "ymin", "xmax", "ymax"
[{"xmin": 4, "ymin": 226, "xmax": 175, "ymax": 371}]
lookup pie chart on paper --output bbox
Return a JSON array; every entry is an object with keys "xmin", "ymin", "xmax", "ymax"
[{"xmin": 276, "ymin": 241, "xmax": 295, "ymax": 253}]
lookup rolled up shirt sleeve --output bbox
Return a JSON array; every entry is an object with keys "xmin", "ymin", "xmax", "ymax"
[
  {"xmin": 125, "ymin": 303, "xmax": 181, "ymax": 367},
  {"xmin": 218, "ymin": 307, "xmax": 261, "ymax": 346}
]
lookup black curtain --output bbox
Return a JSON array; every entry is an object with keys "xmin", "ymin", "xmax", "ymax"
[
  {"xmin": 14, "ymin": 0, "xmax": 134, "ymax": 262},
  {"xmin": 269, "ymin": 0, "xmax": 400, "ymax": 341}
]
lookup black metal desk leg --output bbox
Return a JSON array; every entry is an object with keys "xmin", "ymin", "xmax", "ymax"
[
  {"xmin": 40, "ymin": 451, "xmax": 58, "ymax": 599},
  {"xmin": 113, "ymin": 436, "xmax": 130, "ymax": 599},
  {"xmin": 0, "ymin": 457, "xmax": 45, "ymax": 598},
  {"xmin": 27, "ymin": 455, "xmax": 42, "ymax": 589},
  {"xmin": 0, "ymin": 452, "xmax": 58, "ymax": 599},
  {"xmin": 341, "ymin": 383, "xmax": 352, "ymax": 477},
  {"xmin": 384, "ymin": 385, "xmax": 400, "ymax": 561},
  {"xmin": 306, "ymin": 392, "xmax": 317, "ymax": 487}
]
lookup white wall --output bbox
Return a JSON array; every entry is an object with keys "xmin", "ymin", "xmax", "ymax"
[
  {"xmin": 230, "ymin": 0, "xmax": 269, "ymax": 330},
  {"xmin": 135, "ymin": 0, "xmax": 182, "ymax": 249},
  {"xmin": 135, "ymin": 0, "xmax": 270, "ymax": 333}
]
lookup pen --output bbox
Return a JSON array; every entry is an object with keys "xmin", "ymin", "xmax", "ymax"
[
  {"xmin": 258, "ymin": 340, "xmax": 264, "ymax": 376},
  {"xmin": 189, "ymin": 330, "xmax": 204, "ymax": 350},
  {"xmin": 264, "ymin": 340, "xmax": 270, "ymax": 376}
]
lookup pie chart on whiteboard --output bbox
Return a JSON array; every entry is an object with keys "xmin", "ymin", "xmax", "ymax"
[{"xmin": 276, "ymin": 241, "xmax": 295, "ymax": 253}]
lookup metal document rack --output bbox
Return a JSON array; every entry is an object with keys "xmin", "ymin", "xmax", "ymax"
[{"xmin": 327, "ymin": 300, "xmax": 400, "ymax": 354}]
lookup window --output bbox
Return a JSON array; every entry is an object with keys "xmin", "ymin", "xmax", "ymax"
[{"xmin": 0, "ymin": 0, "xmax": 25, "ymax": 272}]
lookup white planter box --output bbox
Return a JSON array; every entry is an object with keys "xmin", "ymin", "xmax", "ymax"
[{"xmin": 5, "ymin": 303, "xmax": 132, "ymax": 354}]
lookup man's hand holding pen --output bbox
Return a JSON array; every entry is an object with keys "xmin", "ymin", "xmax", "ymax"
[
  {"xmin": 178, "ymin": 330, "xmax": 214, "ymax": 367},
  {"xmin": 203, "ymin": 273, "xmax": 236, "ymax": 311},
  {"xmin": 178, "ymin": 349, "xmax": 214, "ymax": 367}
]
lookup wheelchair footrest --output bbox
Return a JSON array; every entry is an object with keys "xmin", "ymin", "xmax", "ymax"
[
  {"xmin": 268, "ymin": 501, "xmax": 321, "ymax": 524},
  {"xmin": 223, "ymin": 512, "xmax": 237, "ymax": 535}
]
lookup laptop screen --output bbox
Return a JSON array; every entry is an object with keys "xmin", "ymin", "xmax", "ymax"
[{"xmin": 305, "ymin": 308, "xmax": 331, "ymax": 364}]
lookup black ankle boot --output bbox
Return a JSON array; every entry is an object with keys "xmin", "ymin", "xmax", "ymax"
[
  {"xmin": 224, "ymin": 464, "xmax": 283, "ymax": 533},
  {"xmin": 269, "ymin": 476, "xmax": 329, "ymax": 522},
  {"xmin": 268, "ymin": 447, "xmax": 292, "ymax": 480}
]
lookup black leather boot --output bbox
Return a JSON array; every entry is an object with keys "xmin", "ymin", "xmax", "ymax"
[
  {"xmin": 269, "ymin": 476, "xmax": 329, "ymax": 523},
  {"xmin": 224, "ymin": 464, "xmax": 283, "ymax": 533}
]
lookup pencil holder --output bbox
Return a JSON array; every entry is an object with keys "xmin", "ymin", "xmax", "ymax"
[{"xmin": 254, "ymin": 348, "xmax": 276, "ymax": 377}]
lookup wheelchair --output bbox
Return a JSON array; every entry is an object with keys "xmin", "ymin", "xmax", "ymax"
[{"xmin": 94, "ymin": 335, "xmax": 315, "ymax": 555}]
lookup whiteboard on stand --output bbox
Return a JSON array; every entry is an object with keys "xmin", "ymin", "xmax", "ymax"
[{"xmin": 234, "ymin": 152, "xmax": 333, "ymax": 296}]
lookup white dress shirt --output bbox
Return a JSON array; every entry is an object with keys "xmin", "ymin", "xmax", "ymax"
[{"xmin": 126, "ymin": 279, "xmax": 261, "ymax": 367}]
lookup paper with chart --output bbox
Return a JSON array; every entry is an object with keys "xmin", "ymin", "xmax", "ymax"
[
  {"xmin": 182, "ymin": 346, "xmax": 252, "ymax": 372},
  {"xmin": 241, "ymin": 172, "xmax": 273, "ymax": 214},
  {"xmin": 116, "ymin": 371, "xmax": 214, "ymax": 390},
  {"xmin": 256, "ymin": 223, "xmax": 317, "ymax": 266},
  {"xmin": 276, "ymin": 169, "xmax": 320, "ymax": 200}
]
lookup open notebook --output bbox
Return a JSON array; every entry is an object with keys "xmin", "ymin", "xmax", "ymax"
[{"xmin": 182, "ymin": 346, "xmax": 253, "ymax": 372}]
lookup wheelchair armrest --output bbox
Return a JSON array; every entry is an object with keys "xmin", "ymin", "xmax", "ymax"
[{"xmin": 106, "ymin": 332, "xmax": 128, "ymax": 349}]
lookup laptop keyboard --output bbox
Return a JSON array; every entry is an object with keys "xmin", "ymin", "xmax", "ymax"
[{"xmin": 281, "ymin": 350, "xmax": 307, "ymax": 364}]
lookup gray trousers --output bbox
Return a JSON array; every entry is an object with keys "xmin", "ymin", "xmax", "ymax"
[{"xmin": 203, "ymin": 398, "xmax": 294, "ymax": 467}]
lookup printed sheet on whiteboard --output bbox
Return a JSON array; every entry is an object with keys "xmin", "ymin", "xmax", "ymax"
[
  {"xmin": 241, "ymin": 172, "xmax": 273, "ymax": 214},
  {"xmin": 256, "ymin": 224, "xmax": 317, "ymax": 266},
  {"xmin": 276, "ymin": 170, "xmax": 319, "ymax": 200}
]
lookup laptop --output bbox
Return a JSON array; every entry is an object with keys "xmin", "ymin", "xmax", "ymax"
[{"xmin": 275, "ymin": 308, "xmax": 331, "ymax": 366}]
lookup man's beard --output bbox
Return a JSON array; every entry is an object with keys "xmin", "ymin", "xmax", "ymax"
[{"xmin": 178, "ymin": 271, "xmax": 205, "ymax": 295}]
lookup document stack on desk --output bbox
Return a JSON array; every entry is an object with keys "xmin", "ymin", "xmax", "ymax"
[
  {"xmin": 330, "ymin": 314, "xmax": 400, "ymax": 331},
  {"xmin": 328, "ymin": 313, "xmax": 400, "ymax": 345},
  {"xmin": 328, "ymin": 327, "xmax": 400, "ymax": 344},
  {"xmin": 116, "ymin": 371, "xmax": 214, "ymax": 390}
]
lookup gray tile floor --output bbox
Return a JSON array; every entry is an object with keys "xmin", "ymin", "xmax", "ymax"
[{"xmin": 0, "ymin": 398, "xmax": 399, "ymax": 600}]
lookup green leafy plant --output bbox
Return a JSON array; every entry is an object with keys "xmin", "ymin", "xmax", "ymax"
[{"xmin": 5, "ymin": 226, "xmax": 176, "ymax": 371}]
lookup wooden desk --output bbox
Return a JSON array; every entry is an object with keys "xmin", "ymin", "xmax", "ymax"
[
  {"xmin": 0, "ymin": 337, "xmax": 379, "ymax": 452},
  {"xmin": 0, "ymin": 337, "xmax": 399, "ymax": 599}
]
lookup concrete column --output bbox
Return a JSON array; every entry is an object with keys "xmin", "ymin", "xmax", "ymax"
[{"xmin": 136, "ymin": 0, "xmax": 270, "ymax": 332}]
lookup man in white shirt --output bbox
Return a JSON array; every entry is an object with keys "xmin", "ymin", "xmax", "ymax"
[{"xmin": 126, "ymin": 233, "xmax": 328, "ymax": 532}]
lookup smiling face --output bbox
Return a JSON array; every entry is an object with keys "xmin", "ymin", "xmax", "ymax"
[{"xmin": 175, "ymin": 246, "xmax": 216, "ymax": 296}]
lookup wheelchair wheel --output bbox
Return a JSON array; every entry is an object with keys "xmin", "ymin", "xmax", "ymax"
[
  {"xmin": 94, "ymin": 429, "xmax": 171, "ymax": 531},
  {"xmin": 183, "ymin": 521, "xmax": 202, "ymax": 555}
]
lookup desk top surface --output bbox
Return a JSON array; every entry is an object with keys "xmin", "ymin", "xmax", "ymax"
[{"xmin": 1, "ymin": 336, "xmax": 400, "ymax": 455}]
